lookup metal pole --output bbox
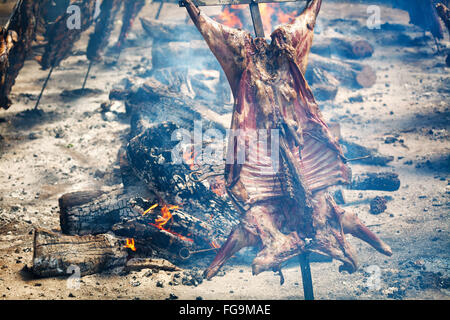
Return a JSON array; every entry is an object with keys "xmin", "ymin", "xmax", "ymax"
[
  {"xmin": 34, "ymin": 66, "xmax": 54, "ymax": 110},
  {"xmin": 155, "ymin": 1, "xmax": 164, "ymax": 20},
  {"xmin": 81, "ymin": 60, "xmax": 93, "ymax": 92},
  {"xmin": 299, "ymin": 252, "xmax": 314, "ymax": 300},
  {"xmin": 249, "ymin": 1, "xmax": 265, "ymax": 38}
]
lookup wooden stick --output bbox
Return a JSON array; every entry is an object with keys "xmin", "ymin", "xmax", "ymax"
[{"xmin": 34, "ymin": 66, "xmax": 54, "ymax": 110}]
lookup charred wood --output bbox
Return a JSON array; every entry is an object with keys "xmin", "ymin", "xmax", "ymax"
[
  {"xmin": 340, "ymin": 139, "xmax": 394, "ymax": 166},
  {"xmin": 32, "ymin": 228, "xmax": 127, "ymax": 278},
  {"xmin": 311, "ymin": 38, "xmax": 374, "ymax": 60},
  {"xmin": 351, "ymin": 172, "xmax": 400, "ymax": 192},
  {"xmin": 307, "ymin": 54, "xmax": 377, "ymax": 89},
  {"xmin": 32, "ymin": 228, "xmax": 181, "ymax": 278}
]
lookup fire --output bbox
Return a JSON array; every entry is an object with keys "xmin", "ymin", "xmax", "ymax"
[
  {"xmin": 210, "ymin": 241, "xmax": 220, "ymax": 249},
  {"xmin": 217, "ymin": 5, "xmax": 243, "ymax": 28},
  {"xmin": 259, "ymin": 3, "xmax": 276, "ymax": 35},
  {"xmin": 216, "ymin": 4, "xmax": 298, "ymax": 35},
  {"xmin": 276, "ymin": 8, "xmax": 297, "ymax": 25},
  {"xmin": 148, "ymin": 204, "xmax": 194, "ymax": 242},
  {"xmin": 142, "ymin": 203, "xmax": 158, "ymax": 216},
  {"xmin": 150, "ymin": 204, "xmax": 179, "ymax": 229},
  {"xmin": 124, "ymin": 238, "xmax": 136, "ymax": 251},
  {"xmin": 183, "ymin": 149, "xmax": 198, "ymax": 170}
]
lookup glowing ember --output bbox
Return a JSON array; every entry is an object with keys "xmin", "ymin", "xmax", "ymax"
[{"xmin": 124, "ymin": 238, "xmax": 136, "ymax": 251}]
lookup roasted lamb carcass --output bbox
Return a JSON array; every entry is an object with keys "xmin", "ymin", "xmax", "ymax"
[{"xmin": 183, "ymin": 0, "xmax": 392, "ymax": 279}]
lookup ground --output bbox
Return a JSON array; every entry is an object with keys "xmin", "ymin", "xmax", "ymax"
[{"xmin": 0, "ymin": 2, "xmax": 449, "ymax": 300}]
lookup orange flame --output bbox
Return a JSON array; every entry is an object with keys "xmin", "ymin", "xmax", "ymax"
[
  {"xmin": 259, "ymin": 3, "xmax": 276, "ymax": 35},
  {"xmin": 124, "ymin": 238, "xmax": 136, "ymax": 251},
  {"xmin": 142, "ymin": 203, "xmax": 158, "ymax": 216},
  {"xmin": 148, "ymin": 205, "xmax": 194, "ymax": 242},
  {"xmin": 217, "ymin": 4, "xmax": 298, "ymax": 35},
  {"xmin": 217, "ymin": 5, "xmax": 243, "ymax": 28},
  {"xmin": 151, "ymin": 204, "xmax": 179, "ymax": 228},
  {"xmin": 210, "ymin": 241, "xmax": 220, "ymax": 249}
]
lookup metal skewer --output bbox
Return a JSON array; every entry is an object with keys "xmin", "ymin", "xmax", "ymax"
[
  {"xmin": 179, "ymin": 247, "xmax": 219, "ymax": 260},
  {"xmin": 34, "ymin": 66, "xmax": 54, "ymax": 110}
]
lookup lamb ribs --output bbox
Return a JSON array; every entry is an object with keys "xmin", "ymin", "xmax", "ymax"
[{"xmin": 184, "ymin": 0, "xmax": 392, "ymax": 279}]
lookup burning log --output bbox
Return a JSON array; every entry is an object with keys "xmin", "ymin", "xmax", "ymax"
[
  {"xmin": 58, "ymin": 188, "xmax": 232, "ymax": 262},
  {"xmin": 125, "ymin": 258, "xmax": 182, "ymax": 272},
  {"xmin": 32, "ymin": 228, "xmax": 181, "ymax": 278},
  {"xmin": 59, "ymin": 188, "xmax": 140, "ymax": 236}
]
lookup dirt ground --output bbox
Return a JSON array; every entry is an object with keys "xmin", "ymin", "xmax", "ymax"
[{"xmin": 0, "ymin": 2, "xmax": 449, "ymax": 300}]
